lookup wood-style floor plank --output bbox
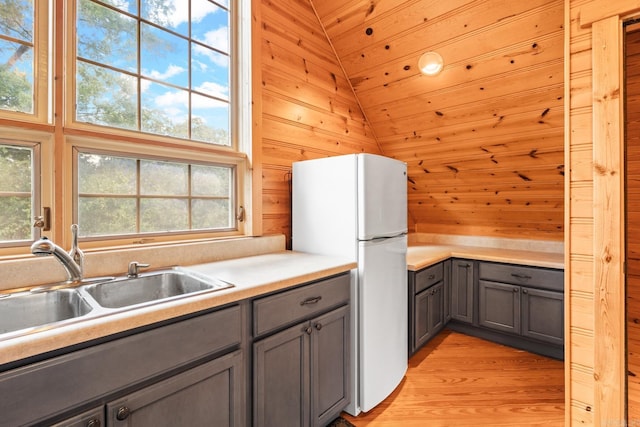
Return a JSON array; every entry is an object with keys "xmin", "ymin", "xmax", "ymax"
[{"xmin": 342, "ymin": 330, "xmax": 565, "ymax": 426}]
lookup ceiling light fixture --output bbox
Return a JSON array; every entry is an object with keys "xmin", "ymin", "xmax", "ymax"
[{"xmin": 418, "ymin": 51, "xmax": 444, "ymax": 76}]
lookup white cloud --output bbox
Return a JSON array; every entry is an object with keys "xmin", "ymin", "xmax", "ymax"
[
  {"xmin": 147, "ymin": 64, "xmax": 186, "ymax": 81},
  {"xmin": 195, "ymin": 81, "xmax": 229, "ymax": 99}
]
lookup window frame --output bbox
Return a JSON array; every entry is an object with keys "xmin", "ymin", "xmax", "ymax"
[
  {"xmin": 0, "ymin": 0, "xmax": 253, "ymax": 257},
  {"xmin": 64, "ymin": 134, "xmax": 247, "ymax": 250},
  {"xmin": 0, "ymin": 128, "xmax": 53, "ymax": 257}
]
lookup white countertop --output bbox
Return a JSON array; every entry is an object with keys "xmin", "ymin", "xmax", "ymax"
[
  {"xmin": 407, "ymin": 244, "xmax": 564, "ymax": 271},
  {"xmin": 0, "ymin": 251, "xmax": 356, "ymax": 366}
]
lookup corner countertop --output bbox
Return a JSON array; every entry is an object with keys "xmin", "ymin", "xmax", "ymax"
[
  {"xmin": 0, "ymin": 251, "xmax": 356, "ymax": 367},
  {"xmin": 407, "ymin": 244, "xmax": 564, "ymax": 271}
]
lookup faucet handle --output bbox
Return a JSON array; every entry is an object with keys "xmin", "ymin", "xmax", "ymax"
[{"xmin": 128, "ymin": 261, "xmax": 150, "ymax": 278}]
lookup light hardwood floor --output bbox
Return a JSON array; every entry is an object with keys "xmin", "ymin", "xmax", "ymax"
[{"xmin": 342, "ymin": 329, "xmax": 565, "ymax": 426}]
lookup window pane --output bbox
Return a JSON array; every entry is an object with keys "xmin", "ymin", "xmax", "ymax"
[
  {"xmin": 141, "ymin": 23, "xmax": 188, "ymax": 88},
  {"xmin": 0, "ymin": 0, "xmax": 34, "ymax": 42},
  {"xmin": 192, "ymin": 164, "xmax": 230, "ymax": 196},
  {"xmin": 191, "ymin": 0, "xmax": 229, "ymax": 53},
  {"xmin": 141, "ymin": 80, "xmax": 188, "ymax": 138},
  {"xmin": 76, "ymin": 61, "xmax": 138, "ymax": 130},
  {"xmin": 78, "ymin": 197, "xmax": 137, "ymax": 236},
  {"xmin": 77, "ymin": 0, "xmax": 137, "ymax": 72},
  {"xmin": 141, "ymin": 0, "xmax": 186, "ymax": 36},
  {"xmin": 100, "ymin": 0, "xmax": 136, "ymax": 14},
  {"xmin": 192, "ymin": 93, "xmax": 229, "ymax": 145},
  {"xmin": 140, "ymin": 198, "xmax": 188, "ymax": 232},
  {"xmin": 0, "ymin": 144, "xmax": 33, "ymax": 242},
  {"xmin": 140, "ymin": 160, "xmax": 187, "ymax": 195},
  {"xmin": 192, "ymin": 44, "xmax": 228, "ymax": 100},
  {"xmin": 192, "ymin": 199, "xmax": 230, "ymax": 229},
  {"xmin": 78, "ymin": 153, "xmax": 136, "ymax": 194}
]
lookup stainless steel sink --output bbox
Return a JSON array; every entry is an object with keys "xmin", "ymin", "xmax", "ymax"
[
  {"xmin": 0, "ymin": 289, "xmax": 93, "ymax": 335},
  {"xmin": 81, "ymin": 270, "xmax": 233, "ymax": 309}
]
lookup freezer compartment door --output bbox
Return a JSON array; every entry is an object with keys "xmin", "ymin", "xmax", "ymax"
[
  {"xmin": 358, "ymin": 235, "xmax": 408, "ymax": 412},
  {"xmin": 358, "ymin": 154, "xmax": 407, "ymax": 240}
]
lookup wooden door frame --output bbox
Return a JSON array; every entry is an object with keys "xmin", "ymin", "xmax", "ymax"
[{"xmin": 575, "ymin": 1, "xmax": 640, "ymax": 424}]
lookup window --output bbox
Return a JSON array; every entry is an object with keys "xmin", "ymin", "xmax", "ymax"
[
  {"xmin": 75, "ymin": 150, "xmax": 235, "ymax": 238},
  {"xmin": 0, "ymin": 0, "xmax": 251, "ymax": 255},
  {"xmin": 74, "ymin": 0, "xmax": 231, "ymax": 145},
  {"xmin": 0, "ymin": 140, "xmax": 40, "ymax": 246}
]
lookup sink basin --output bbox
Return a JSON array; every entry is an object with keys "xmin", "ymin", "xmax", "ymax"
[
  {"xmin": 0, "ymin": 289, "xmax": 93, "ymax": 335},
  {"xmin": 82, "ymin": 270, "xmax": 233, "ymax": 309}
]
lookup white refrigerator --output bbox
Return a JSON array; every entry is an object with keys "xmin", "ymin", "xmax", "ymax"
[{"xmin": 292, "ymin": 153, "xmax": 408, "ymax": 416}]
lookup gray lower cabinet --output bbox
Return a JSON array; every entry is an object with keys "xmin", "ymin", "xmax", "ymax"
[
  {"xmin": 450, "ymin": 259, "xmax": 475, "ymax": 324},
  {"xmin": 408, "ymin": 262, "xmax": 445, "ymax": 355},
  {"xmin": 0, "ymin": 304, "xmax": 244, "ymax": 427},
  {"xmin": 478, "ymin": 262, "xmax": 564, "ymax": 346},
  {"xmin": 106, "ymin": 350, "xmax": 243, "ymax": 426},
  {"xmin": 252, "ymin": 273, "xmax": 350, "ymax": 427}
]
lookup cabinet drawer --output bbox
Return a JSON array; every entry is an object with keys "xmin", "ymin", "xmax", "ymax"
[
  {"xmin": 253, "ymin": 273, "xmax": 350, "ymax": 337},
  {"xmin": 479, "ymin": 262, "xmax": 563, "ymax": 292},
  {"xmin": 415, "ymin": 263, "xmax": 444, "ymax": 293}
]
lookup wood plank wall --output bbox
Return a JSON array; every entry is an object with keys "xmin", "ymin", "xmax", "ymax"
[
  {"xmin": 256, "ymin": 0, "xmax": 381, "ymax": 247},
  {"xmin": 627, "ymin": 26, "xmax": 640, "ymax": 424},
  {"xmin": 311, "ymin": 0, "xmax": 565, "ymax": 240}
]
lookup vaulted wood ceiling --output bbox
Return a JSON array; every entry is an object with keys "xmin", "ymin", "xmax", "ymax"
[{"xmin": 257, "ymin": 0, "xmax": 564, "ymax": 244}]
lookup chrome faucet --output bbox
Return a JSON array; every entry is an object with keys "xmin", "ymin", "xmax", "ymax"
[{"xmin": 30, "ymin": 224, "xmax": 84, "ymax": 282}]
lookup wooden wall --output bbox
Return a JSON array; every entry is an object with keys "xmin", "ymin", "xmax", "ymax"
[
  {"xmin": 311, "ymin": 0, "xmax": 565, "ymax": 240},
  {"xmin": 255, "ymin": 0, "xmax": 381, "ymax": 247}
]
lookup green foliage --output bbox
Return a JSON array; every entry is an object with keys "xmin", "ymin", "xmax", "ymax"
[{"xmin": 0, "ymin": 145, "xmax": 32, "ymax": 241}]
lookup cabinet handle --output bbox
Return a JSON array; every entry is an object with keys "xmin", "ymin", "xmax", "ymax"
[
  {"xmin": 523, "ymin": 289, "xmax": 528, "ymax": 294},
  {"xmin": 300, "ymin": 296, "xmax": 322, "ymax": 306},
  {"xmin": 511, "ymin": 273, "xmax": 532, "ymax": 281},
  {"xmin": 87, "ymin": 419, "xmax": 101, "ymax": 427},
  {"xmin": 315, "ymin": 323, "xmax": 322, "ymax": 331},
  {"xmin": 116, "ymin": 406, "xmax": 130, "ymax": 421},
  {"xmin": 428, "ymin": 274, "xmax": 435, "ymax": 280},
  {"xmin": 304, "ymin": 326, "xmax": 313, "ymax": 335},
  {"xmin": 513, "ymin": 288, "xmax": 519, "ymax": 293}
]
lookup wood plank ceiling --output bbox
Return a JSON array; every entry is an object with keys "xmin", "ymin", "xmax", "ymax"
[
  {"xmin": 309, "ymin": 0, "xmax": 564, "ymax": 240},
  {"xmin": 257, "ymin": 0, "xmax": 564, "ymax": 244}
]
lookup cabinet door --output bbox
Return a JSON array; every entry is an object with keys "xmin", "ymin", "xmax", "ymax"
[
  {"xmin": 443, "ymin": 260, "xmax": 452, "ymax": 323},
  {"xmin": 50, "ymin": 407, "xmax": 104, "ymax": 427},
  {"xmin": 310, "ymin": 305, "xmax": 350, "ymax": 427},
  {"xmin": 429, "ymin": 282, "xmax": 444, "ymax": 333},
  {"xmin": 479, "ymin": 281, "xmax": 521, "ymax": 334},
  {"xmin": 522, "ymin": 287, "xmax": 564, "ymax": 345},
  {"xmin": 107, "ymin": 350, "xmax": 244, "ymax": 427},
  {"xmin": 254, "ymin": 322, "xmax": 310, "ymax": 427},
  {"xmin": 451, "ymin": 259, "xmax": 474, "ymax": 323},
  {"xmin": 414, "ymin": 287, "xmax": 432, "ymax": 350}
]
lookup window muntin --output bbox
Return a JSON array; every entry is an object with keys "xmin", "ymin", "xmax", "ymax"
[
  {"xmin": 76, "ymin": 150, "xmax": 235, "ymax": 238},
  {"xmin": 0, "ymin": 141, "xmax": 40, "ymax": 246},
  {"xmin": 74, "ymin": 0, "xmax": 231, "ymax": 146}
]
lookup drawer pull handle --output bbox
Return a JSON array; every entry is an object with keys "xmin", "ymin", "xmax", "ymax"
[
  {"xmin": 511, "ymin": 273, "xmax": 532, "ymax": 281},
  {"xmin": 116, "ymin": 406, "xmax": 130, "ymax": 421},
  {"xmin": 428, "ymin": 274, "xmax": 435, "ymax": 280},
  {"xmin": 301, "ymin": 296, "xmax": 322, "ymax": 306}
]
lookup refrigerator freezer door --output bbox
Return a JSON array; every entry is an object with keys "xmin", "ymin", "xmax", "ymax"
[
  {"xmin": 292, "ymin": 155, "xmax": 358, "ymax": 259},
  {"xmin": 358, "ymin": 235, "xmax": 408, "ymax": 413},
  {"xmin": 358, "ymin": 154, "xmax": 407, "ymax": 240}
]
